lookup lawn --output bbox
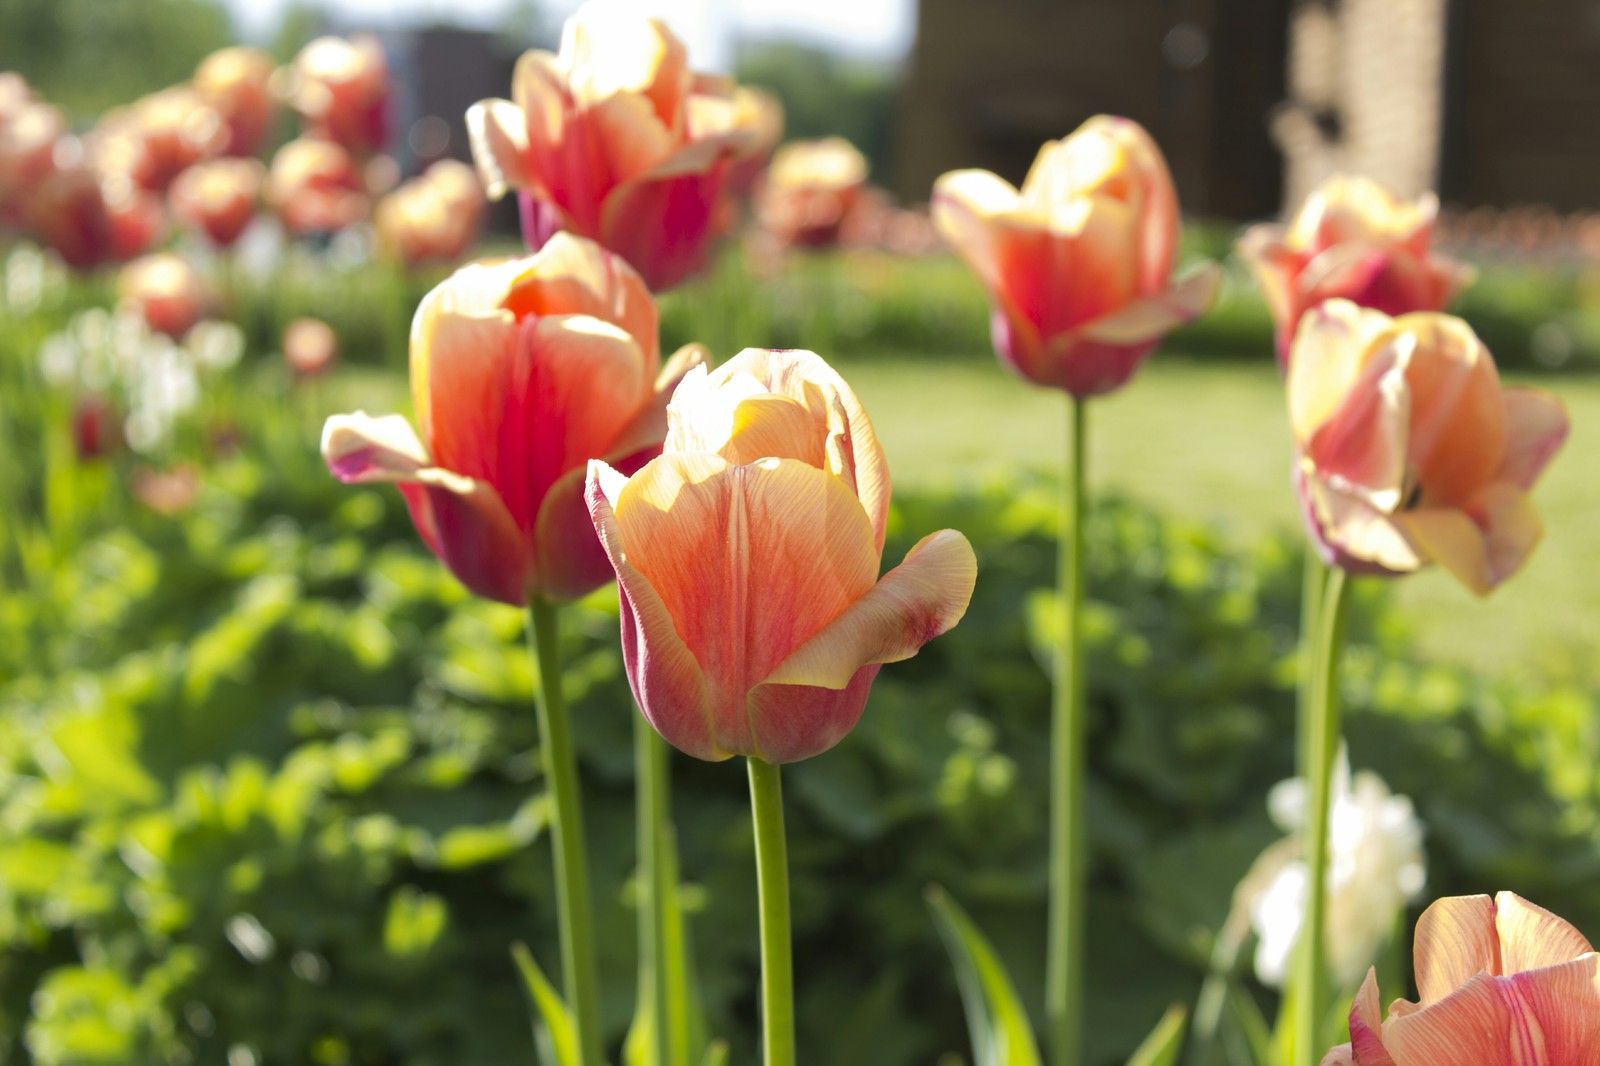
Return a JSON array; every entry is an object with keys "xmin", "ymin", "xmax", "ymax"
[{"xmin": 845, "ymin": 354, "xmax": 1600, "ymax": 679}]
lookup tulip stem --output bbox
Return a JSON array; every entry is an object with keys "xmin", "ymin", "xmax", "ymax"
[
  {"xmin": 636, "ymin": 715, "xmax": 681, "ymax": 1066},
  {"xmin": 526, "ymin": 599, "xmax": 603, "ymax": 1066},
  {"xmin": 1296, "ymin": 553, "xmax": 1327, "ymax": 783},
  {"xmin": 1294, "ymin": 567, "xmax": 1353, "ymax": 1066},
  {"xmin": 1047, "ymin": 396, "xmax": 1088, "ymax": 1066},
  {"xmin": 746, "ymin": 756, "xmax": 796, "ymax": 1066}
]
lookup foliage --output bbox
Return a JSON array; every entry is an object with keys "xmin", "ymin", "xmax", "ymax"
[
  {"xmin": 4, "ymin": 361, "xmax": 1600, "ymax": 1064},
  {"xmin": 734, "ymin": 41, "xmax": 897, "ymax": 183}
]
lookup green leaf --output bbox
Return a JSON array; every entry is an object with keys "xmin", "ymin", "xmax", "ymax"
[
  {"xmin": 513, "ymin": 942, "xmax": 578, "ymax": 1066},
  {"xmin": 926, "ymin": 885, "xmax": 1043, "ymax": 1066},
  {"xmin": 1123, "ymin": 1004, "xmax": 1185, "ymax": 1066}
]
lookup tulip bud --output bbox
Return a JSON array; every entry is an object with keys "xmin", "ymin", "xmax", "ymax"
[
  {"xmin": 282, "ymin": 35, "xmax": 392, "ymax": 155},
  {"xmin": 118, "ymin": 253, "xmax": 207, "ymax": 340},
  {"xmin": 933, "ymin": 116, "xmax": 1219, "ymax": 397},
  {"xmin": 194, "ymin": 46, "xmax": 277, "ymax": 157},
  {"xmin": 169, "ymin": 157, "xmax": 263, "ymax": 248},
  {"xmin": 1239, "ymin": 175, "xmax": 1472, "ymax": 367},
  {"xmin": 757, "ymin": 137, "xmax": 869, "ymax": 249},
  {"xmin": 586, "ymin": 348, "xmax": 976, "ymax": 764},
  {"xmin": 283, "ymin": 316, "xmax": 339, "ymax": 378},
  {"xmin": 322, "ymin": 233, "xmax": 703, "ymax": 604},
  {"xmin": 266, "ymin": 137, "xmax": 368, "ymax": 235}
]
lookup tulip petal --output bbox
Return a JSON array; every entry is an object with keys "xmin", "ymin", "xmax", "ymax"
[
  {"xmin": 502, "ymin": 230, "xmax": 660, "ymax": 367},
  {"xmin": 1300, "ymin": 464, "xmax": 1424, "ymax": 575},
  {"xmin": 1494, "ymin": 892, "xmax": 1596, "ymax": 975},
  {"xmin": 1235, "ymin": 225, "xmax": 1299, "ymax": 335},
  {"xmin": 1348, "ymin": 969, "xmax": 1398, "ymax": 1066},
  {"xmin": 1081, "ymin": 261, "xmax": 1220, "ymax": 345},
  {"xmin": 759, "ymin": 528, "xmax": 976, "ymax": 690},
  {"xmin": 608, "ymin": 342, "xmax": 709, "ymax": 465},
  {"xmin": 1302, "ymin": 339, "xmax": 1411, "ymax": 512},
  {"xmin": 931, "ymin": 168, "xmax": 1030, "ymax": 295},
  {"xmin": 586, "ymin": 460, "xmax": 718, "ymax": 758},
  {"xmin": 1413, "ymin": 894, "xmax": 1501, "ymax": 1006},
  {"xmin": 1381, "ymin": 973, "xmax": 1519, "ymax": 1066},
  {"xmin": 1391, "ymin": 313, "xmax": 1505, "ymax": 505},
  {"xmin": 1286, "ymin": 299, "xmax": 1395, "ymax": 444},
  {"xmin": 1499, "ymin": 388, "xmax": 1570, "ymax": 491},
  {"xmin": 466, "ymin": 98, "xmax": 532, "ymax": 200},
  {"xmin": 599, "ymin": 136, "xmax": 732, "ymax": 290},
  {"xmin": 1395, "ymin": 481, "xmax": 1542, "ymax": 596}
]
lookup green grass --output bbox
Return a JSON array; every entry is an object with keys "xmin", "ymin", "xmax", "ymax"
[{"xmin": 844, "ymin": 354, "xmax": 1599, "ymax": 680}]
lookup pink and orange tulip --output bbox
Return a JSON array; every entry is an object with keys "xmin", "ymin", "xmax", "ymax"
[
  {"xmin": 586, "ymin": 348, "xmax": 976, "ymax": 764},
  {"xmin": 193, "ymin": 46, "xmax": 277, "ymax": 158},
  {"xmin": 1239, "ymin": 175, "xmax": 1471, "ymax": 367},
  {"xmin": 322, "ymin": 233, "xmax": 703, "ymax": 605},
  {"xmin": 1289, "ymin": 299, "xmax": 1567, "ymax": 595},
  {"xmin": 282, "ymin": 35, "xmax": 391, "ymax": 155},
  {"xmin": 95, "ymin": 86, "xmax": 228, "ymax": 194},
  {"xmin": 0, "ymin": 96, "xmax": 65, "ymax": 227},
  {"xmin": 169, "ymin": 157, "xmax": 263, "ymax": 247},
  {"xmin": 933, "ymin": 115, "xmax": 1218, "ymax": 397},
  {"xmin": 466, "ymin": 3, "xmax": 751, "ymax": 290},
  {"xmin": 757, "ymin": 137, "xmax": 869, "ymax": 249},
  {"xmin": 374, "ymin": 159, "xmax": 486, "ymax": 267},
  {"xmin": 266, "ymin": 137, "xmax": 368, "ymax": 235},
  {"xmin": 1322, "ymin": 892, "xmax": 1600, "ymax": 1066}
]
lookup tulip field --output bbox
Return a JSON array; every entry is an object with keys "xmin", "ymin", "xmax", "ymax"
[{"xmin": 7, "ymin": 6, "xmax": 1600, "ymax": 1066}]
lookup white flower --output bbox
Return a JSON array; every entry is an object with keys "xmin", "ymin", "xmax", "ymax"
[{"xmin": 1246, "ymin": 746, "xmax": 1426, "ymax": 988}]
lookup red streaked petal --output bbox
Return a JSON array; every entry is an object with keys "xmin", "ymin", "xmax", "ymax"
[
  {"xmin": 1414, "ymin": 894, "xmax": 1501, "ymax": 1005},
  {"xmin": 465, "ymin": 98, "xmax": 531, "ymax": 200},
  {"xmin": 1349, "ymin": 969, "xmax": 1398, "ymax": 1066}
]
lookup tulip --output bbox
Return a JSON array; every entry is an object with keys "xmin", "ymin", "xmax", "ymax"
[
  {"xmin": 283, "ymin": 316, "xmax": 339, "ymax": 378},
  {"xmin": 322, "ymin": 233, "xmax": 702, "ymax": 605},
  {"xmin": 467, "ymin": 2, "xmax": 752, "ymax": 290},
  {"xmin": 119, "ymin": 253, "xmax": 208, "ymax": 339},
  {"xmin": 194, "ymin": 46, "xmax": 276, "ymax": 157},
  {"xmin": 756, "ymin": 137, "xmax": 869, "ymax": 250},
  {"xmin": 1240, "ymin": 175, "xmax": 1472, "ymax": 367},
  {"xmin": 169, "ymin": 157, "xmax": 263, "ymax": 247},
  {"xmin": 26, "ymin": 162, "xmax": 116, "ymax": 271},
  {"xmin": 96, "ymin": 86, "xmax": 227, "ymax": 194},
  {"xmin": 374, "ymin": 159, "xmax": 487, "ymax": 267},
  {"xmin": 586, "ymin": 347, "xmax": 976, "ymax": 764},
  {"xmin": 1321, "ymin": 892, "xmax": 1600, "ymax": 1066},
  {"xmin": 0, "ymin": 98, "xmax": 65, "ymax": 228},
  {"xmin": 933, "ymin": 115, "xmax": 1219, "ymax": 398},
  {"xmin": 282, "ymin": 35, "xmax": 391, "ymax": 155},
  {"xmin": 1289, "ymin": 299, "xmax": 1568, "ymax": 595},
  {"xmin": 266, "ymin": 137, "xmax": 368, "ymax": 235},
  {"xmin": 73, "ymin": 395, "xmax": 121, "ymax": 460}
]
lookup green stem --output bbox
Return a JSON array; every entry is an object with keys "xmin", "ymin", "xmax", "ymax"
[
  {"xmin": 1047, "ymin": 396, "xmax": 1088, "ymax": 1066},
  {"xmin": 635, "ymin": 714, "xmax": 675, "ymax": 1066},
  {"xmin": 527, "ymin": 599, "xmax": 603, "ymax": 1066},
  {"xmin": 746, "ymin": 757, "xmax": 795, "ymax": 1066},
  {"xmin": 1293, "ymin": 568, "xmax": 1353, "ymax": 1066},
  {"xmin": 1296, "ymin": 552, "xmax": 1327, "ymax": 783}
]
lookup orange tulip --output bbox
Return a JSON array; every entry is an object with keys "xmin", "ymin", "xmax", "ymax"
[
  {"xmin": 266, "ymin": 137, "xmax": 368, "ymax": 235},
  {"xmin": 1289, "ymin": 300, "xmax": 1567, "ymax": 595},
  {"xmin": 586, "ymin": 348, "xmax": 976, "ymax": 764},
  {"xmin": 933, "ymin": 115, "xmax": 1218, "ymax": 397},
  {"xmin": 119, "ymin": 253, "xmax": 208, "ymax": 339},
  {"xmin": 722, "ymin": 86, "xmax": 784, "ymax": 200},
  {"xmin": 322, "ymin": 233, "xmax": 703, "ymax": 605},
  {"xmin": 283, "ymin": 316, "xmax": 339, "ymax": 378},
  {"xmin": 282, "ymin": 35, "xmax": 391, "ymax": 155},
  {"xmin": 1321, "ymin": 892, "xmax": 1600, "ymax": 1066},
  {"xmin": 194, "ymin": 46, "xmax": 276, "ymax": 157},
  {"xmin": 466, "ymin": 3, "xmax": 750, "ymax": 290},
  {"xmin": 95, "ymin": 86, "xmax": 227, "ymax": 193},
  {"xmin": 169, "ymin": 157, "xmax": 262, "ymax": 247},
  {"xmin": 374, "ymin": 159, "xmax": 486, "ymax": 267},
  {"xmin": 1240, "ymin": 175, "xmax": 1471, "ymax": 368},
  {"xmin": 757, "ymin": 137, "xmax": 869, "ymax": 249}
]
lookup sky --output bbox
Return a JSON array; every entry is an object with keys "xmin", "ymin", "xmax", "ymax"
[{"xmin": 222, "ymin": 0, "xmax": 916, "ymax": 69}]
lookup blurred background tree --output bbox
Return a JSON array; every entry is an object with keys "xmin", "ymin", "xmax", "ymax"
[
  {"xmin": 735, "ymin": 40, "xmax": 897, "ymax": 185},
  {"xmin": 0, "ymin": 0, "xmax": 234, "ymax": 122}
]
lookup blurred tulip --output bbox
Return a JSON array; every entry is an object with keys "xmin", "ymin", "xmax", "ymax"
[
  {"xmin": 26, "ymin": 162, "xmax": 115, "ymax": 271},
  {"xmin": 96, "ymin": 86, "xmax": 227, "ymax": 193},
  {"xmin": 282, "ymin": 35, "xmax": 391, "ymax": 155},
  {"xmin": 723, "ymin": 86, "xmax": 784, "ymax": 199},
  {"xmin": 1321, "ymin": 892, "xmax": 1600, "ymax": 1066},
  {"xmin": 1240, "ymin": 175, "xmax": 1472, "ymax": 367},
  {"xmin": 467, "ymin": 3, "xmax": 752, "ymax": 290},
  {"xmin": 934, "ymin": 116, "xmax": 1219, "ymax": 397},
  {"xmin": 374, "ymin": 159, "xmax": 486, "ymax": 267},
  {"xmin": 118, "ymin": 253, "xmax": 207, "ymax": 339},
  {"xmin": 283, "ymin": 316, "xmax": 339, "ymax": 378},
  {"xmin": 757, "ymin": 137, "xmax": 869, "ymax": 249},
  {"xmin": 267, "ymin": 137, "xmax": 368, "ymax": 235},
  {"xmin": 0, "ymin": 98, "xmax": 66, "ymax": 227},
  {"xmin": 169, "ymin": 157, "xmax": 263, "ymax": 247},
  {"xmin": 73, "ymin": 395, "xmax": 121, "ymax": 460},
  {"xmin": 322, "ymin": 233, "xmax": 703, "ymax": 604},
  {"xmin": 1289, "ymin": 300, "xmax": 1567, "ymax": 595},
  {"xmin": 586, "ymin": 348, "xmax": 976, "ymax": 764},
  {"xmin": 194, "ymin": 46, "xmax": 276, "ymax": 157},
  {"xmin": 103, "ymin": 176, "xmax": 170, "ymax": 262},
  {"xmin": 131, "ymin": 463, "xmax": 200, "ymax": 514}
]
